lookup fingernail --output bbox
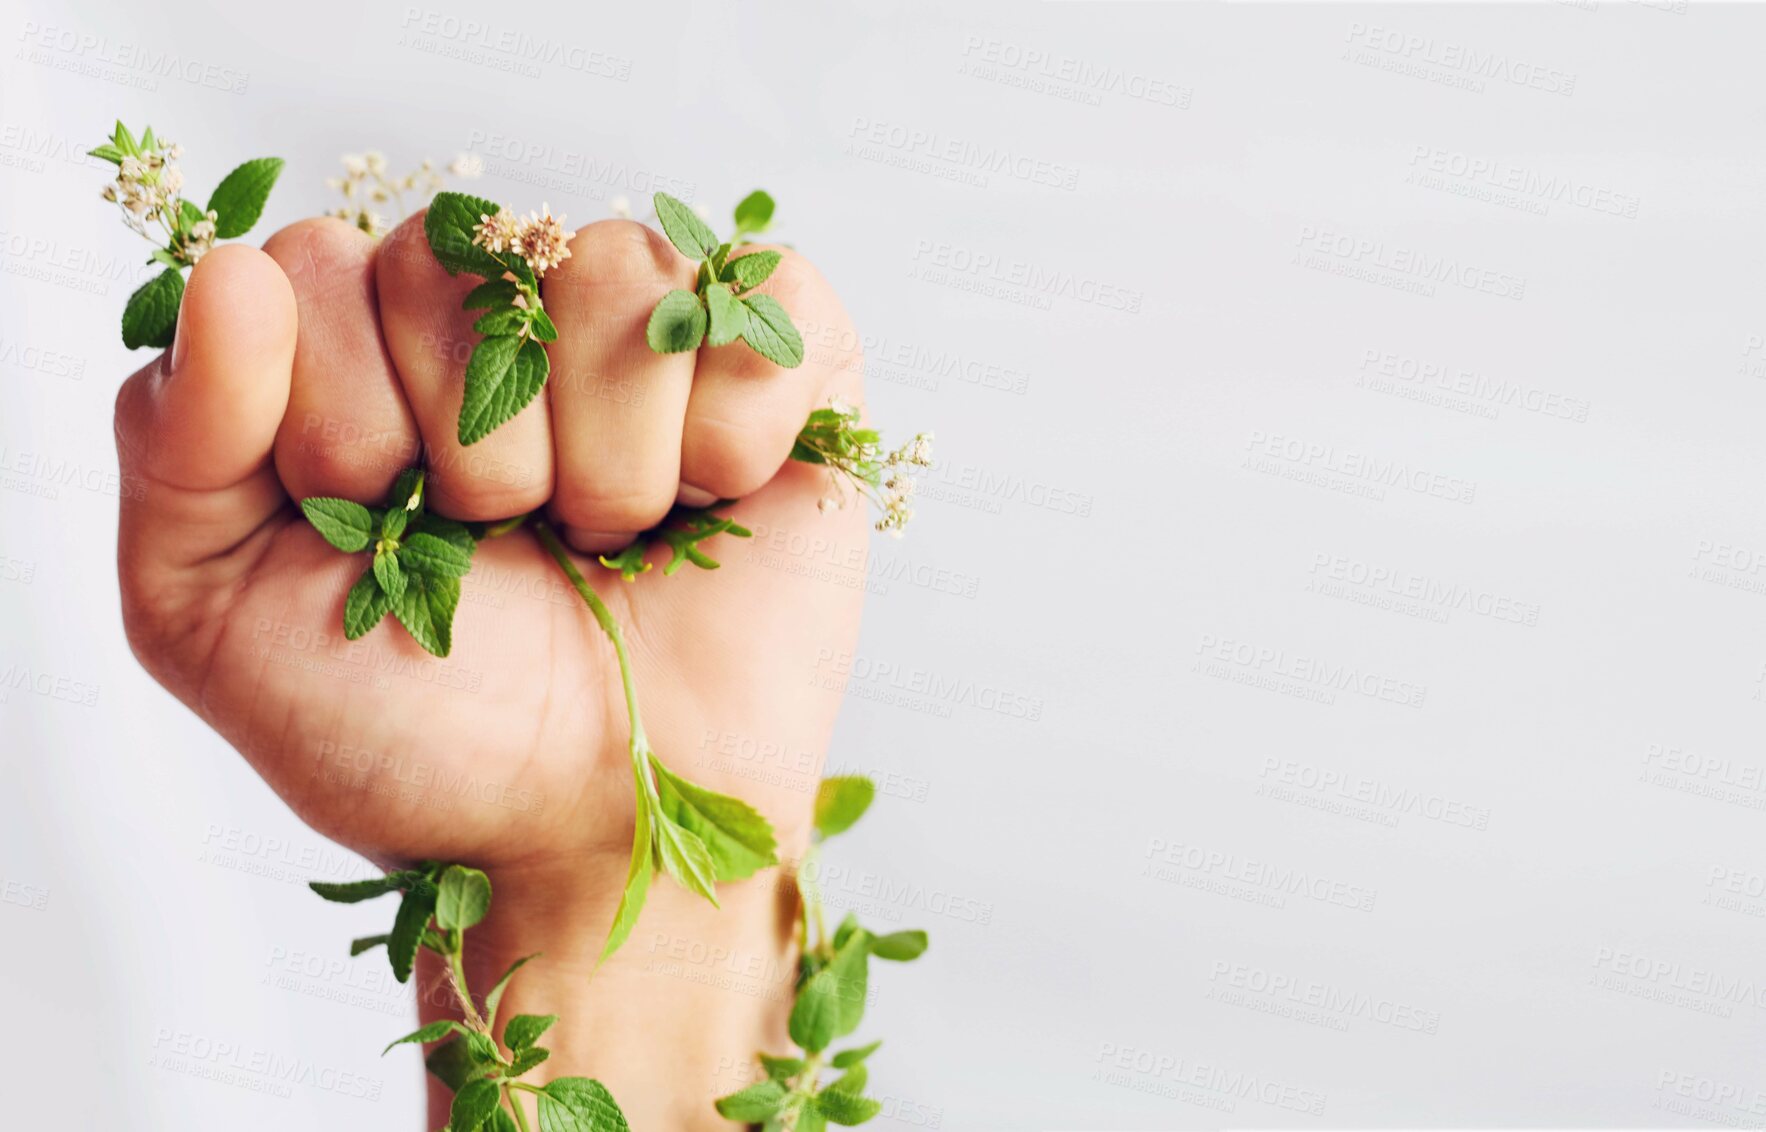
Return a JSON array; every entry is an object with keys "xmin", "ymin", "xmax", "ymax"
[
  {"xmin": 168, "ymin": 292, "xmax": 192, "ymax": 373},
  {"xmin": 566, "ymin": 529, "xmax": 637, "ymax": 554},
  {"xmin": 676, "ymin": 483, "xmax": 718, "ymax": 507}
]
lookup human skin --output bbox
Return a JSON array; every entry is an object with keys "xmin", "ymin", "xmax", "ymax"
[{"xmin": 112, "ymin": 213, "xmax": 868, "ymax": 1129}]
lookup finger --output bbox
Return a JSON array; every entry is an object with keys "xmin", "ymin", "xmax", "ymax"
[
  {"xmin": 680, "ymin": 248, "xmax": 852, "ymax": 502},
  {"xmin": 115, "ymin": 243, "xmax": 296, "ymax": 615},
  {"xmin": 264, "ymin": 218, "xmax": 420, "ymax": 503},
  {"xmin": 542, "ymin": 219, "xmax": 697, "ymax": 552},
  {"xmin": 377, "ymin": 212, "xmax": 554, "ymax": 521}
]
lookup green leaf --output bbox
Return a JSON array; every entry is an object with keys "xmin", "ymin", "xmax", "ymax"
[
  {"xmin": 599, "ymin": 761, "xmax": 655, "ymax": 964},
  {"xmin": 488, "ymin": 1109, "xmax": 520, "ymax": 1132},
  {"xmin": 536, "ymin": 1078, "xmax": 630, "ymax": 1132},
  {"xmin": 392, "ymin": 573, "xmax": 462, "ymax": 658},
  {"xmin": 726, "ymin": 250, "xmax": 782, "ymax": 292},
  {"xmin": 374, "ymin": 548, "xmax": 407, "ymax": 600},
  {"xmin": 474, "ymin": 306, "xmax": 530, "ymax": 336},
  {"xmin": 381, "ymin": 506, "xmax": 410, "ymax": 541},
  {"xmin": 451, "ymin": 1079, "xmax": 502, "ymax": 1132},
  {"xmin": 383, "ymin": 1019, "xmax": 464, "ymax": 1055},
  {"xmin": 207, "ymin": 157, "xmax": 283, "ymax": 238},
  {"xmin": 830, "ymin": 1041, "xmax": 881, "ymax": 1069},
  {"xmin": 833, "ymin": 911, "xmax": 861, "ymax": 951},
  {"xmin": 344, "ymin": 566, "xmax": 393, "ymax": 639},
  {"xmin": 798, "ymin": 1106, "xmax": 829, "ymax": 1132},
  {"xmin": 733, "ymin": 190, "xmax": 775, "ymax": 236},
  {"xmin": 389, "ymin": 885, "xmax": 437, "ymax": 984},
  {"xmin": 113, "ymin": 120, "xmax": 137, "ymax": 155},
  {"xmin": 645, "ymin": 290, "xmax": 707, "ymax": 354},
  {"xmin": 121, "ymin": 268, "xmax": 184, "ymax": 350},
  {"xmin": 426, "ymin": 191, "xmax": 511, "ymax": 279},
  {"xmin": 401, "ymin": 532, "xmax": 475, "ymax": 579},
  {"xmin": 827, "ymin": 1064, "xmax": 867, "ymax": 1096},
  {"xmin": 349, "ymin": 933, "xmax": 391, "ymax": 956},
  {"xmin": 814, "ymin": 777, "xmax": 875, "ymax": 840},
  {"xmin": 308, "ymin": 874, "xmax": 407, "ymax": 903},
  {"xmin": 815, "ymin": 1088, "xmax": 882, "ymax": 1126},
  {"xmin": 714, "ymin": 1081, "xmax": 789, "ymax": 1122},
  {"xmin": 460, "ymin": 335, "xmax": 548, "ymax": 446},
  {"xmin": 597, "ymin": 540, "xmax": 651, "ymax": 581},
  {"xmin": 791, "ymin": 929, "xmax": 871, "ymax": 1050},
  {"xmin": 653, "ymin": 192, "xmax": 719, "ymax": 260},
  {"xmin": 509, "ymin": 1046, "xmax": 550, "ymax": 1076},
  {"xmin": 657, "ymin": 505, "xmax": 751, "ymax": 576},
  {"xmin": 388, "ymin": 468, "xmax": 426, "ymax": 512},
  {"xmin": 530, "ymin": 305, "xmax": 559, "ymax": 343},
  {"xmin": 484, "ymin": 953, "xmax": 540, "ymax": 1024},
  {"xmin": 435, "ymin": 865, "xmax": 492, "ymax": 931},
  {"xmin": 414, "ymin": 513, "xmax": 475, "ymax": 555},
  {"xmin": 870, "ymin": 930, "xmax": 928, "ymax": 961},
  {"xmin": 705, "ymin": 282, "xmax": 747, "ymax": 348},
  {"xmin": 302, "ymin": 498, "xmax": 376, "ymax": 553},
  {"xmin": 503, "ymin": 1013, "xmax": 556, "ymax": 1051},
  {"xmin": 425, "ymin": 1034, "xmax": 497, "ymax": 1091},
  {"xmin": 759, "ymin": 1054, "xmax": 806, "ymax": 1081},
  {"xmin": 463, "ymin": 280, "xmax": 519, "ymax": 310},
  {"xmin": 649, "ymin": 756, "xmax": 778, "ymax": 881},
  {"xmin": 740, "ymin": 293, "xmax": 804, "ymax": 368},
  {"xmin": 89, "ymin": 143, "xmax": 125, "ymax": 165},
  {"xmin": 654, "ymin": 813, "xmax": 719, "ymax": 906}
]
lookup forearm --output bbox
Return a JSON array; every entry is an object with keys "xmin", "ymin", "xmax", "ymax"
[{"xmin": 416, "ymin": 854, "xmax": 801, "ymax": 1131}]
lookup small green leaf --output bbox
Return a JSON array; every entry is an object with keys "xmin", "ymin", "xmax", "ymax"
[
  {"xmin": 814, "ymin": 777, "xmax": 876, "ymax": 840},
  {"xmin": 599, "ymin": 761, "xmax": 655, "ymax": 964},
  {"xmin": 705, "ymin": 282, "xmax": 747, "ymax": 348},
  {"xmin": 733, "ymin": 190, "xmax": 775, "ymax": 236},
  {"xmin": 870, "ymin": 930, "xmax": 928, "ymax": 961},
  {"xmin": 89, "ymin": 143, "xmax": 125, "ymax": 165},
  {"xmin": 530, "ymin": 305, "xmax": 559, "ymax": 343},
  {"xmin": 121, "ymin": 268, "xmax": 184, "ymax": 350},
  {"xmin": 381, "ymin": 506, "xmax": 410, "ymax": 541},
  {"xmin": 714, "ymin": 1080, "xmax": 789, "ymax": 1122},
  {"xmin": 426, "ymin": 191, "xmax": 511, "ymax": 279},
  {"xmin": 654, "ymin": 813, "xmax": 719, "ymax": 906},
  {"xmin": 463, "ymin": 280, "xmax": 519, "ymax": 310},
  {"xmin": 826, "ymin": 1064, "xmax": 868, "ymax": 1096},
  {"xmin": 388, "ymin": 885, "xmax": 437, "ymax": 984},
  {"xmin": 798, "ymin": 1105, "xmax": 830, "ymax": 1132},
  {"xmin": 488, "ymin": 1109, "xmax": 520, "ymax": 1132},
  {"xmin": 503, "ymin": 1013, "xmax": 556, "ymax": 1051},
  {"xmin": 206, "ymin": 157, "xmax": 284, "ymax": 238},
  {"xmin": 833, "ymin": 911, "xmax": 861, "ymax": 951},
  {"xmin": 344, "ymin": 566, "xmax": 393, "ymax": 639},
  {"xmin": 350, "ymin": 933, "xmax": 391, "ymax": 956},
  {"xmin": 509, "ymin": 1046, "xmax": 550, "ymax": 1076},
  {"xmin": 388, "ymin": 468, "xmax": 426, "ymax": 512},
  {"xmin": 815, "ymin": 1088, "xmax": 882, "ymax": 1126},
  {"xmin": 790, "ymin": 928, "xmax": 872, "ymax": 1051},
  {"xmin": 726, "ymin": 250, "xmax": 782, "ymax": 292},
  {"xmin": 113, "ymin": 121, "xmax": 137, "ymax": 155},
  {"xmin": 645, "ymin": 290, "xmax": 707, "ymax": 354},
  {"xmin": 654, "ymin": 192, "xmax": 719, "ymax": 260},
  {"xmin": 374, "ymin": 548, "xmax": 407, "ymax": 600},
  {"xmin": 425, "ymin": 1035, "xmax": 496, "ymax": 1091},
  {"xmin": 649, "ymin": 756, "xmax": 778, "ymax": 881},
  {"xmin": 740, "ymin": 293, "xmax": 804, "ymax": 368},
  {"xmin": 302, "ymin": 498, "xmax": 376, "ymax": 553},
  {"xmin": 760, "ymin": 1053, "xmax": 806, "ymax": 1081},
  {"xmin": 830, "ymin": 1041, "xmax": 881, "ymax": 1069},
  {"xmin": 414, "ymin": 513, "xmax": 475, "ymax": 554},
  {"xmin": 309, "ymin": 874, "xmax": 409, "ymax": 903},
  {"xmin": 435, "ymin": 865, "xmax": 492, "ymax": 931},
  {"xmin": 450, "ymin": 1079, "xmax": 502, "ymax": 1132},
  {"xmin": 536, "ymin": 1078, "xmax": 631, "ymax": 1132},
  {"xmin": 460, "ymin": 335, "xmax": 548, "ymax": 446},
  {"xmin": 474, "ymin": 306, "xmax": 529, "ymax": 336},
  {"xmin": 392, "ymin": 573, "xmax": 462, "ymax": 658},
  {"xmin": 383, "ymin": 1019, "xmax": 464, "ymax": 1055},
  {"xmin": 484, "ymin": 953, "xmax": 540, "ymax": 1024},
  {"xmin": 400, "ymin": 531, "xmax": 475, "ymax": 579},
  {"xmin": 597, "ymin": 540, "xmax": 652, "ymax": 581}
]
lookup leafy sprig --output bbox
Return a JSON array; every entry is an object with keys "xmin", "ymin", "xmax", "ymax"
[
  {"xmin": 645, "ymin": 190, "xmax": 804, "ymax": 368},
  {"xmin": 596, "ymin": 501, "xmax": 752, "ymax": 581},
  {"xmin": 311, "ymin": 863, "xmax": 631, "ymax": 1131},
  {"xmin": 91, "ymin": 122, "xmax": 282, "ymax": 349}
]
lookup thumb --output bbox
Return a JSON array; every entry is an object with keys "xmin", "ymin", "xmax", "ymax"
[{"xmin": 115, "ymin": 243, "xmax": 296, "ymax": 636}]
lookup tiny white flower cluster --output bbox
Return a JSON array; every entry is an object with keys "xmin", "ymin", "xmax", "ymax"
[
  {"xmin": 327, "ymin": 151, "xmax": 479, "ymax": 237},
  {"xmin": 102, "ymin": 144, "xmax": 181, "ymax": 230},
  {"xmin": 472, "ymin": 204, "xmax": 573, "ymax": 278},
  {"xmin": 813, "ymin": 396, "xmax": 935, "ymax": 537},
  {"xmin": 874, "ymin": 432, "xmax": 935, "ymax": 537}
]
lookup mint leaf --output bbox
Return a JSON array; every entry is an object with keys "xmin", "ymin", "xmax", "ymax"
[
  {"xmin": 426, "ymin": 190, "xmax": 509, "ymax": 279},
  {"xmin": 798, "ymin": 1105, "xmax": 829, "ymax": 1132},
  {"xmin": 349, "ymin": 933, "xmax": 390, "ymax": 956},
  {"xmin": 790, "ymin": 928, "xmax": 871, "ymax": 1051},
  {"xmin": 654, "ymin": 192, "xmax": 719, "ymax": 260},
  {"xmin": 435, "ymin": 865, "xmax": 492, "ymax": 931},
  {"xmin": 815, "ymin": 1088, "xmax": 882, "ymax": 1126},
  {"xmin": 646, "ymin": 290, "xmax": 707, "ymax": 354},
  {"xmin": 308, "ymin": 874, "xmax": 408, "ymax": 903},
  {"xmin": 726, "ymin": 250, "xmax": 781, "ymax": 292},
  {"xmin": 733, "ymin": 190, "xmax": 775, "ymax": 236},
  {"xmin": 830, "ymin": 1041, "xmax": 881, "ymax": 1069},
  {"xmin": 463, "ymin": 279, "xmax": 519, "ymax": 310},
  {"xmin": 474, "ymin": 306, "xmax": 529, "ymax": 336},
  {"xmin": 401, "ymin": 531, "xmax": 475, "ymax": 579},
  {"xmin": 451, "ymin": 1079, "xmax": 502, "ymax": 1132},
  {"xmin": 537, "ymin": 1078, "xmax": 630, "ymax": 1132},
  {"xmin": 740, "ymin": 293, "xmax": 803, "ymax": 368},
  {"xmin": 654, "ymin": 812, "xmax": 718, "ymax": 906},
  {"xmin": 871, "ymin": 930, "xmax": 927, "ymax": 961},
  {"xmin": 302, "ymin": 498, "xmax": 375, "ymax": 553},
  {"xmin": 833, "ymin": 911, "xmax": 861, "ymax": 951},
  {"xmin": 503, "ymin": 1013, "xmax": 556, "ymax": 1051},
  {"xmin": 388, "ymin": 468, "xmax": 426, "ymax": 512},
  {"xmin": 383, "ymin": 1019, "xmax": 464, "ymax": 1055},
  {"xmin": 393, "ymin": 572, "xmax": 462, "ymax": 657},
  {"xmin": 425, "ymin": 1034, "xmax": 497, "ymax": 1091},
  {"xmin": 381, "ymin": 506, "xmax": 409, "ymax": 541},
  {"xmin": 488, "ymin": 1109, "xmax": 520, "ymax": 1132},
  {"xmin": 649, "ymin": 756, "xmax": 777, "ymax": 881},
  {"xmin": 814, "ymin": 776, "xmax": 875, "ymax": 839},
  {"xmin": 484, "ymin": 953, "xmax": 540, "ymax": 1024},
  {"xmin": 460, "ymin": 335, "xmax": 548, "ymax": 446},
  {"xmin": 374, "ymin": 548, "xmax": 406, "ymax": 600},
  {"xmin": 714, "ymin": 1081, "xmax": 788, "ymax": 1122},
  {"xmin": 705, "ymin": 282, "xmax": 747, "ymax": 348},
  {"xmin": 760, "ymin": 1053, "xmax": 806, "ymax": 1081},
  {"xmin": 530, "ymin": 305, "xmax": 559, "ymax": 342},
  {"xmin": 206, "ymin": 157, "xmax": 283, "ymax": 238},
  {"xmin": 414, "ymin": 513, "xmax": 475, "ymax": 554},
  {"xmin": 344, "ymin": 566, "xmax": 393, "ymax": 639},
  {"xmin": 826, "ymin": 1064, "xmax": 868, "ymax": 1096},
  {"xmin": 89, "ymin": 143, "xmax": 125, "ymax": 165},
  {"xmin": 121, "ymin": 268, "xmax": 183, "ymax": 350},
  {"xmin": 600, "ymin": 761, "xmax": 655, "ymax": 963},
  {"xmin": 509, "ymin": 1046, "xmax": 550, "ymax": 1076},
  {"xmin": 388, "ymin": 885, "xmax": 437, "ymax": 984}
]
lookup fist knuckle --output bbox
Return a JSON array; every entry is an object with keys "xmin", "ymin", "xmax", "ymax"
[{"xmin": 555, "ymin": 481, "xmax": 674, "ymax": 533}]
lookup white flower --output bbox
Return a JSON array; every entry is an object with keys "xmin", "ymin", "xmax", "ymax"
[
  {"xmin": 364, "ymin": 151, "xmax": 387, "ymax": 176},
  {"xmin": 608, "ymin": 195, "xmax": 632, "ymax": 219},
  {"xmin": 449, "ymin": 153, "xmax": 483, "ymax": 178},
  {"xmin": 342, "ymin": 153, "xmax": 368, "ymax": 176}
]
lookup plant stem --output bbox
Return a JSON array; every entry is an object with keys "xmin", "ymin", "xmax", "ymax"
[
  {"xmin": 506, "ymin": 1086, "xmax": 534, "ymax": 1132},
  {"xmin": 532, "ymin": 520, "xmax": 649, "ymax": 757},
  {"xmin": 446, "ymin": 944, "xmax": 487, "ymax": 1033}
]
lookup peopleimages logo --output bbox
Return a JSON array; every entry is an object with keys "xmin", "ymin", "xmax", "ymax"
[
  {"xmin": 1343, "ymin": 23, "xmax": 1577, "ymax": 96},
  {"xmin": 1295, "ymin": 227, "xmax": 1526, "ymax": 300}
]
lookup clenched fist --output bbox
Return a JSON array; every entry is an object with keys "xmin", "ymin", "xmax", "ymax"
[{"xmin": 113, "ymin": 213, "xmax": 867, "ymax": 1128}]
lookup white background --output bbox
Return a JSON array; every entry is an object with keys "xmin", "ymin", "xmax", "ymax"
[{"xmin": 5, "ymin": 0, "xmax": 1766, "ymax": 1127}]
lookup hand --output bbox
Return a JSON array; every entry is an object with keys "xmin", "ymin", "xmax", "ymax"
[{"xmin": 113, "ymin": 214, "xmax": 868, "ymax": 1128}]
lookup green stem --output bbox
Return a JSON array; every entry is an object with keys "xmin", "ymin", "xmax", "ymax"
[
  {"xmin": 531, "ymin": 521, "xmax": 649, "ymax": 758},
  {"xmin": 447, "ymin": 943, "xmax": 487, "ymax": 1033},
  {"xmin": 506, "ymin": 1086, "xmax": 534, "ymax": 1132}
]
